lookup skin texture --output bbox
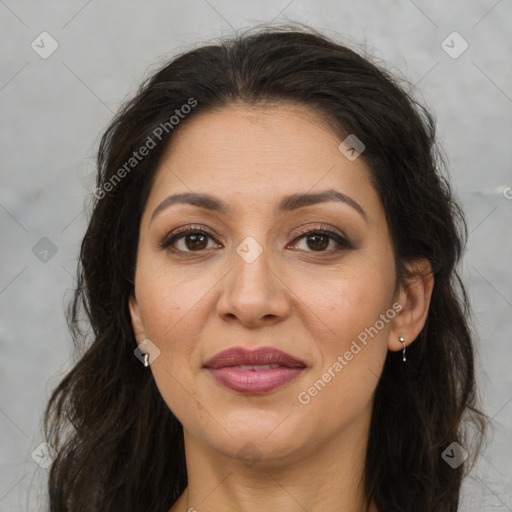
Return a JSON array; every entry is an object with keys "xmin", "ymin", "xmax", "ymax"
[{"xmin": 129, "ymin": 103, "xmax": 434, "ymax": 512}]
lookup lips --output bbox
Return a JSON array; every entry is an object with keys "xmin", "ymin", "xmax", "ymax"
[
  {"xmin": 203, "ymin": 347, "xmax": 306, "ymax": 370},
  {"xmin": 204, "ymin": 347, "xmax": 307, "ymax": 394}
]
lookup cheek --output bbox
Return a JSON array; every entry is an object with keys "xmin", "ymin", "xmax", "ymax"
[
  {"xmin": 292, "ymin": 255, "xmax": 393, "ymax": 415},
  {"xmin": 134, "ymin": 268, "xmax": 208, "ymax": 417},
  {"xmin": 294, "ymin": 300, "xmax": 390, "ymax": 441},
  {"xmin": 135, "ymin": 260, "xmax": 212, "ymax": 341},
  {"xmin": 292, "ymin": 253, "xmax": 395, "ymax": 341},
  {"xmin": 133, "ymin": 257, "xmax": 220, "ymax": 400}
]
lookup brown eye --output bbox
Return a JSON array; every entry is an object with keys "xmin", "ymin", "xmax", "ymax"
[
  {"xmin": 160, "ymin": 227, "xmax": 219, "ymax": 253},
  {"xmin": 304, "ymin": 233, "xmax": 330, "ymax": 251},
  {"xmin": 160, "ymin": 225, "xmax": 353, "ymax": 256},
  {"xmin": 182, "ymin": 233, "xmax": 209, "ymax": 251},
  {"xmin": 290, "ymin": 228, "xmax": 353, "ymax": 254}
]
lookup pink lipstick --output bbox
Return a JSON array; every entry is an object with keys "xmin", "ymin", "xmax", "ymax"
[{"xmin": 203, "ymin": 347, "xmax": 306, "ymax": 394}]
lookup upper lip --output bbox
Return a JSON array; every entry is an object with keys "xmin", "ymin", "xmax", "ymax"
[{"xmin": 204, "ymin": 347, "xmax": 307, "ymax": 369}]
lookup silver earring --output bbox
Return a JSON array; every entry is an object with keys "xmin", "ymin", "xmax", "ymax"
[
  {"xmin": 143, "ymin": 353, "xmax": 149, "ymax": 367},
  {"xmin": 399, "ymin": 337, "xmax": 406, "ymax": 362}
]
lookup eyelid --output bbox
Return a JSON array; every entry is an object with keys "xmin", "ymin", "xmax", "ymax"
[
  {"xmin": 159, "ymin": 222, "xmax": 354, "ymax": 253},
  {"xmin": 292, "ymin": 223, "xmax": 347, "ymax": 241},
  {"xmin": 159, "ymin": 223, "xmax": 217, "ymax": 248},
  {"xmin": 288, "ymin": 224, "xmax": 354, "ymax": 252}
]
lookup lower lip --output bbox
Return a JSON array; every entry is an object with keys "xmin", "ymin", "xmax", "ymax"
[{"xmin": 207, "ymin": 367, "xmax": 305, "ymax": 394}]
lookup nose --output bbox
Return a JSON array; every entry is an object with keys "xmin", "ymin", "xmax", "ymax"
[{"xmin": 216, "ymin": 242, "xmax": 291, "ymax": 328}]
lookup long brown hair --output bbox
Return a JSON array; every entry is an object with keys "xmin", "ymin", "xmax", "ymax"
[{"xmin": 44, "ymin": 23, "xmax": 487, "ymax": 511}]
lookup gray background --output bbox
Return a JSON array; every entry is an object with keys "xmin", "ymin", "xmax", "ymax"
[{"xmin": 1, "ymin": 1, "xmax": 511, "ymax": 510}]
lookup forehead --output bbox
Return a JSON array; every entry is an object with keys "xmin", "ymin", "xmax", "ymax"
[
  {"xmin": 144, "ymin": 103, "xmax": 380, "ymax": 221},
  {"xmin": 161, "ymin": 102, "xmax": 343, "ymax": 169}
]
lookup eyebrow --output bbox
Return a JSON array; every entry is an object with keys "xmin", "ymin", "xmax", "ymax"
[{"xmin": 150, "ymin": 188, "xmax": 367, "ymax": 224}]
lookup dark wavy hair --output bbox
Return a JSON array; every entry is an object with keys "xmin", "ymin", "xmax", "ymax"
[{"xmin": 43, "ymin": 23, "xmax": 487, "ymax": 512}]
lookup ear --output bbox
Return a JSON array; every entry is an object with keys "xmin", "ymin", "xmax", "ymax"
[
  {"xmin": 388, "ymin": 258, "xmax": 434, "ymax": 352},
  {"xmin": 128, "ymin": 291, "xmax": 146, "ymax": 342}
]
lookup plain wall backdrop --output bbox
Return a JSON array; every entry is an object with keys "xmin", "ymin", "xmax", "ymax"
[{"xmin": 1, "ymin": 1, "xmax": 511, "ymax": 510}]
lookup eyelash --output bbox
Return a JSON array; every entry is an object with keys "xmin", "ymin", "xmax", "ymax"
[{"xmin": 159, "ymin": 224, "xmax": 354, "ymax": 255}]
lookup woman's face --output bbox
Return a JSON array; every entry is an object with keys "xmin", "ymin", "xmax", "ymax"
[{"xmin": 129, "ymin": 103, "xmax": 402, "ymax": 464}]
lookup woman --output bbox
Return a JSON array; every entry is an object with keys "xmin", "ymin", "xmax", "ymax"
[{"xmin": 44, "ymin": 24, "xmax": 487, "ymax": 512}]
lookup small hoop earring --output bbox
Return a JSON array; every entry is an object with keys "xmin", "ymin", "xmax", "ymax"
[
  {"xmin": 143, "ymin": 353, "xmax": 149, "ymax": 367},
  {"xmin": 399, "ymin": 337, "xmax": 406, "ymax": 362}
]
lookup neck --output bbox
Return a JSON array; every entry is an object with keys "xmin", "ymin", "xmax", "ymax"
[{"xmin": 170, "ymin": 409, "xmax": 377, "ymax": 512}]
